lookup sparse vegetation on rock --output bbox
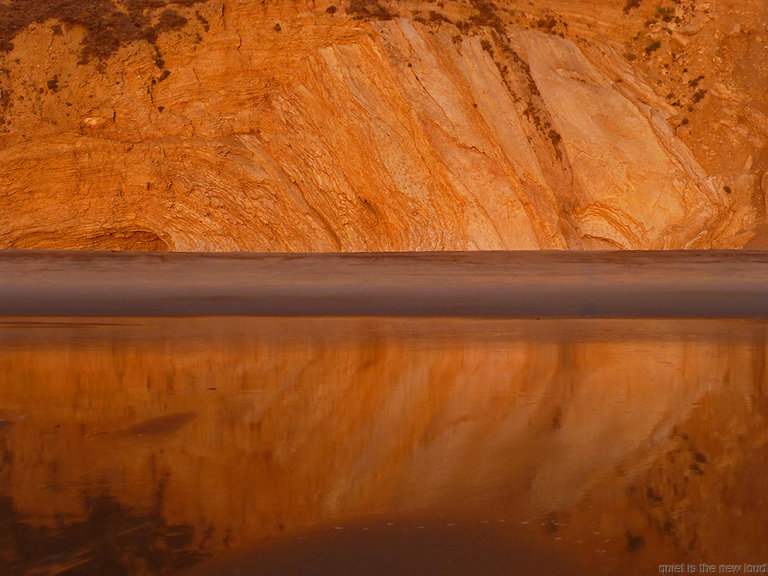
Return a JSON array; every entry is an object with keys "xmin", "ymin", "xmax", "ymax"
[
  {"xmin": 347, "ymin": 0, "xmax": 395, "ymax": 21},
  {"xmin": 0, "ymin": 0, "xmax": 204, "ymax": 62},
  {"xmin": 645, "ymin": 40, "xmax": 661, "ymax": 53}
]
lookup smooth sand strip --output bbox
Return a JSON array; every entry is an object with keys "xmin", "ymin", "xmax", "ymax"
[{"xmin": 1, "ymin": 250, "xmax": 768, "ymax": 317}]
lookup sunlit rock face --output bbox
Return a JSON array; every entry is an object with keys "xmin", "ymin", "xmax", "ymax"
[
  {"xmin": 0, "ymin": 319, "xmax": 767, "ymax": 574},
  {"xmin": 0, "ymin": 0, "xmax": 766, "ymax": 250}
]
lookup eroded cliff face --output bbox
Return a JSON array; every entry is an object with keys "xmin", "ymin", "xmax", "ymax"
[{"xmin": 0, "ymin": 0, "xmax": 766, "ymax": 250}]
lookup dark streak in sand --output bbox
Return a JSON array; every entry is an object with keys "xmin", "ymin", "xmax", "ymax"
[{"xmin": 119, "ymin": 412, "xmax": 196, "ymax": 437}]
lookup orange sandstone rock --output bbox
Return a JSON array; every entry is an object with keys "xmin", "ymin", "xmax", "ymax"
[{"xmin": 0, "ymin": 0, "xmax": 766, "ymax": 250}]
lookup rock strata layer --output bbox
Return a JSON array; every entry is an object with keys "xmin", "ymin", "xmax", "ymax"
[{"xmin": 0, "ymin": 0, "xmax": 766, "ymax": 250}]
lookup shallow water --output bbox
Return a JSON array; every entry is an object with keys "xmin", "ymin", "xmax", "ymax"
[{"xmin": 1, "ymin": 317, "xmax": 767, "ymax": 575}]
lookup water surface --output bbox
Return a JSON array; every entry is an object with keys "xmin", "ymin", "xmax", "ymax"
[{"xmin": 1, "ymin": 317, "xmax": 767, "ymax": 575}]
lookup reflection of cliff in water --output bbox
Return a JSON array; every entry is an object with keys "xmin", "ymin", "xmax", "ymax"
[
  {"xmin": 0, "ymin": 318, "xmax": 766, "ymax": 575},
  {"xmin": 0, "ymin": 493, "xmax": 201, "ymax": 575}
]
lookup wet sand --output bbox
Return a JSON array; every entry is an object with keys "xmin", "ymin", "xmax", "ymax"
[
  {"xmin": 1, "ymin": 317, "xmax": 767, "ymax": 575},
  {"xmin": 183, "ymin": 515, "xmax": 580, "ymax": 576},
  {"xmin": 2, "ymin": 250, "xmax": 768, "ymax": 317},
  {"xmin": 2, "ymin": 251, "xmax": 768, "ymax": 574}
]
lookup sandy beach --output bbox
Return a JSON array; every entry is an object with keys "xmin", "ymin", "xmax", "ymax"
[{"xmin": 1, "ymin": 250, "xmax": 768, "ymax": 317}]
